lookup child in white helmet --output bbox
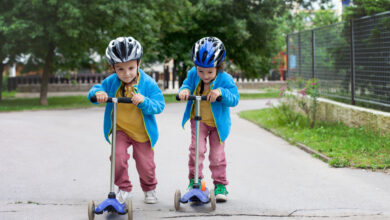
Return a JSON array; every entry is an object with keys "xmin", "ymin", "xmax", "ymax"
[{"xmin": 88, "ymin": 36, "xmax": 165, "ymax": 204}]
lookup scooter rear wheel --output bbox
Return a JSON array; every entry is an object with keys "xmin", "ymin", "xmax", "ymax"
[
  {"xmin": 174, "ymin": 189, "xmax": 181, "ymax": 211},
  {"xmin": 126, "ymin": 199, "xmax": 133, "ymax": 220},
  {"xmin": 88, "ymin": 201, "xmax": 95, "ymax": 220},
  {"xmin": 209, "ymin": 190, "xmax": 216, "ymax": 210}
]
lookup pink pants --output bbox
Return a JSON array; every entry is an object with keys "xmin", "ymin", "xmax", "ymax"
[
  {"xmin": 114, "ymin": 131, "xmax": 157, "ymax": 192},
  {"xmin": 188, "ymin": 119, "xmax": 228, "ymax": 185}
]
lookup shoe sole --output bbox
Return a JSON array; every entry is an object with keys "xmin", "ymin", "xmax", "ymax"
[
  {"xmin": 144, "ymin": 199, "xmax": 158, "ymax": 204},
  {"xmin": 215, "ymin": 194, "xmax": 227, "ymax": 203}
]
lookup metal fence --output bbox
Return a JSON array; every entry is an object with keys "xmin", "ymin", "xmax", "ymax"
[{"xmin": 287, "ymin": 11, "xmax": 390, "ymax": 107}]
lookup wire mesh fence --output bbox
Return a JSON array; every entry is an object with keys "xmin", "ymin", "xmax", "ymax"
[{"xmin": 287, "ymin": 11, "xmax": 390, "ymax": 108}]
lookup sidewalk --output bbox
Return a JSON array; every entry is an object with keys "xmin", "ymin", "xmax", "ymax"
[{"xmin": 1, "ymin": 99, "xmax": 390, "ymax": 219}]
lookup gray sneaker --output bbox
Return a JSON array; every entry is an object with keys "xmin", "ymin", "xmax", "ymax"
[
  {"xmin": 117, "ymin": 189, "xmax": 132, "ymax": 204},
  {"xmin": 144, "ymin": 190, "xmax": 157, "ymax": 204}
]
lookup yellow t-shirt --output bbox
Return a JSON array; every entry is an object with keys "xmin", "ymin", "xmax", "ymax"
[
  {"xmin": 190, "ymin": 84, "xmax": 216, "ymax": 127},
  {"xmin": 116, "ymin": 77, "xmax": 149, "ymax": 143}
]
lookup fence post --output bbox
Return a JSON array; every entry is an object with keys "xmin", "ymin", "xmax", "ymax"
[
  {"xmin": 350, "ymin": 20, "xmax": 356, "ymax": 105},
  {"xmin": 172, "ymin": 66, "xmax": 176, "ymax": 89},
  {"xmin": 298, "ymin": 32, "xmax": 302, "ymax": 76},
  {"xmin": 286, "ymin": 34, "xmax": 289, "ymax": 80},
  {"xmin": 312, "ymin": 30, "xmax": 315, "ymax": 79},
  {"xmin": 164, "ymin": 65, "xmax": 169, "ymax": 89}
]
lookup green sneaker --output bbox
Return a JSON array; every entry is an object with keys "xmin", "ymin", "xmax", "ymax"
[
  {"xmin": 187, "ymin": 178, "xmax": 202, "ymax": 191},
  {"xmin": 214, "ymin": 184, "xmax": 228, "ymax": 202}
]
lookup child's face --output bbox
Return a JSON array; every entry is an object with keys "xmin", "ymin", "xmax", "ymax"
[
  {"xmin": 196, "ymin": 66, "xmax": 217, "ymax": 84},
  {"xmin": 114, "ymin": 60, "xmax": 140, "ymax": 83}
]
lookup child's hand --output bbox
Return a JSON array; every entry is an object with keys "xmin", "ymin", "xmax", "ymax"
[
  {"xmin": 131, "ymin": 92, "xmax": 144, "ymax": 105},
  {"xmin": 207, "ymin": 89, "xmax": 221, "ymax": 102},
  {"xmin": 96, "ymin": 91, "xmax": 108, "ymax": 103},
  {"xmin": 178, "ymin": 89, "xmax": 190, "ymax": 101}
]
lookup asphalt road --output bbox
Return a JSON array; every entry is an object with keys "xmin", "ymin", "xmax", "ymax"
[{"xmin": 1, "ymin": 99, "xmax": 390, "ymax": 220}]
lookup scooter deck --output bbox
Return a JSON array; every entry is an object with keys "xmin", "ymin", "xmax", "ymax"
[
  {"xmin": 181, "ymin": 188, "xmax": 210, "ymax": 203},
  {"xmin": 95, "ymin": 198, "xmax": 127, "ymax": 215}
]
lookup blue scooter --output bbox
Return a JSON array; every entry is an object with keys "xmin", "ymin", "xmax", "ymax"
[
  {"xmin": 88, "ymin": 96, "xmax": 133, "ymax": 220},
  {"xmin": 174, "ymin": 95, "xmax": 222, "ymax": 211}
]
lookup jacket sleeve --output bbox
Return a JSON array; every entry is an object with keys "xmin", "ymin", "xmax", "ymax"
[
  {"xmin": 137, "ymin": 79, "xmax": 165, "ymax": 115},
  {"xmin": 217, "ymin": 73, "xmax": 240, "ymax": 107},
  {"xmin": 88, "ymin": 76, "xmax": 112, "ymax": 104},
  {"xmin": 178, "ymin": 66, "xmax": 196, "ymax": 93}
]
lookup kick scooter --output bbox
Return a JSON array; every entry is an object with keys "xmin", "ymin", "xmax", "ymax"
[
  {"xmin": 174, "ymin": 94, "xmax": 222, "ymax": 211},
  {"xmin": 88, "ymin": 95, "xmax": 133, "ymax": 220}
]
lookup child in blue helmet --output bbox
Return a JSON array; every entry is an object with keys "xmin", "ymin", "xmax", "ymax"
[
  {"xmin": 178, "ymin": 37, "xmax": 239, "ymax": 202},
  {"xmin": 88, "ymin": 37, "xmax": 165, "ymax": 204}
]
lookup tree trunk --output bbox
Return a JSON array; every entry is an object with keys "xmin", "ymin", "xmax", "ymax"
[
  {"xmin": 40, "ymin": 44, "xmax": 55, "ymax": 106},
  {"xmin": 0, "ymin": 62, "xmax": 4, "ymax": 102}
]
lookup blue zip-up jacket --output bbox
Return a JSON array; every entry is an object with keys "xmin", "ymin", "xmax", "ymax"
[
  {"xmin": 179, "ymin": 66, "xmax": 239, "ymax": 142},
  {"xmin": 88, "ymin": 69, "xmax": 165, "ymax": 148}
]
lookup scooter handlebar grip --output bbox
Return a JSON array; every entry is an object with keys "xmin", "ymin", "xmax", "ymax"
[
  {"xmin": 90, "ymin": 95, "xmax": 132, "ymax": 103},
  {"xmin": 90, "ymin": 95, "xmax": 97, "ymax": 103},
  {"xmin": 176, "ymin": 94, "xmax": 222, "ymax": 101}
]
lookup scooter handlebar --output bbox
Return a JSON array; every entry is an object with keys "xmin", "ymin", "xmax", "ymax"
[
  {"xmin": 90, "ymin": 95, "xmax": 133, "ymax": 103},
  {"xmin": 176, "ymin": 94, "xmax": 222, "ymax": 102}
]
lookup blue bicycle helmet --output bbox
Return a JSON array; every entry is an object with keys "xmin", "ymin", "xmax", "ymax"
[{"xmin": 191, "ymin": 37, "xmax": 226, "ymax": 68}]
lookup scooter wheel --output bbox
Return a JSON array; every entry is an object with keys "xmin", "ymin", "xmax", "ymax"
[
  {"xmin": 126, "ymin": 199, "xmax": 133, "ymax": 220},
  {"xmin": 88, "ymin": 200, "xmax": 95, "ymax": 220},
  {"xmin": 209, "ymin": 189, "xmax": 216, "ymax": 211},
  {"xmin": 174, "ymin": 189, "xmax": 181, "ymax": 211}
]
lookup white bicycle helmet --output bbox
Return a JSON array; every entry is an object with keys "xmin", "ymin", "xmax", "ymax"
[{"xmin": 105, "ymin": 36, "xmax": 143, "ymax": 65}]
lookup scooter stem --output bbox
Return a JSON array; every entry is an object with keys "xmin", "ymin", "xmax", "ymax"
[
  {"xmin": 110, "ymin": 98, "xmax": 118, "ymax": 193},
  {"xmin": 194, "ymin": 96, "xmax": 201, "ymax": 186}
]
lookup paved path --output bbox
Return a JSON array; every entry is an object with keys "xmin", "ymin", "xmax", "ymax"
[{"xmin": 0, "ymin": 99, "xmax": 390, "ymax": 219}]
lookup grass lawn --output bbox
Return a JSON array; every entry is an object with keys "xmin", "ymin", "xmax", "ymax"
[
  {"xmin": 0, "ymin": 91, "xmax": 279, "ymax": 112},
  {"xmin": 239, "ymin": 107, "xmax": 390, "ymax": 170}
]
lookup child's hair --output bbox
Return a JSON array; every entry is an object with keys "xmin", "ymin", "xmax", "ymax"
[
  {"xmin": 217, "ymin": 62, "xmax": 225, "ymax": 73},
  {"xmin": 111, "ymin": 59, "xmax": 141, "ymax": 72},
  {"xmin": 198, "ymin": 62, "xmax": 224, "ymax": 94}
]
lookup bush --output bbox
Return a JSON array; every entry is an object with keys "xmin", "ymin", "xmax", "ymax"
[{"xmin": 271, "ymin": 76, "xmax": 320, "ymax": 128}]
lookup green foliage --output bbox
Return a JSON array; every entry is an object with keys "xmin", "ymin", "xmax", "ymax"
[
  {"xmin": 311, "ymin": 10, "xmax": 340, "ymax": 27},
  {"xmin": 0, "ymin": 0, "xmax": 333, "ymax": 101},
  {"xmin": 154, "ymin": 0, "xmax": 332, "ymax": 78},
  {"xmin": 344, "ymin": 0, "xmax": 390, "ymax": 20},
  {"xmin": 273, "ymin": 76, "xmax": 320, "ymax": 128}
]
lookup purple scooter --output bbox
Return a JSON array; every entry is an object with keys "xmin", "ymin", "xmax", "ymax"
[
  {"xmin": 88, "ymin": 96, "xmax": 133, "ymax": 220},
  {"xmin": 174, "ymin": 94, "xmax": 222, "ymax": 211}
]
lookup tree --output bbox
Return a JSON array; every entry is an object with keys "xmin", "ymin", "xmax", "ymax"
[
  {"xmin": 151, "ymin": 0, "xmax": 332, "ymax": 82},
  {"xmin": 0, "ymin": 0, "xmax": 26, "ymax": 101},
  {"xmin": 344, "ymin": 0, "xmax": 390, "ymax": 20},
  {"xmin": 4, "ymin": 0, "xmax": 159, "ymax": 105}
]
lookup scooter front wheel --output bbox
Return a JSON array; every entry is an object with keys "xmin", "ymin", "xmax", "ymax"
[
  {"xmin": 126, "ymin": 199, "xmax": 133, "ymax": 220},
  {"xmin": 209, "ymin": 190, "xmax": 216, "ymax": 211},
  {"xmin": 88, "ymin": 200, "xmax": 95, "ymax": 220},
  {"xmin": 174, "ymin": 189, "xmax": 181, "ymax": 211}
]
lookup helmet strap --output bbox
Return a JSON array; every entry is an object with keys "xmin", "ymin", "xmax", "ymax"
[{"xmin": 200, "ymin": 80, "xmax": 204, "ymax": 95}]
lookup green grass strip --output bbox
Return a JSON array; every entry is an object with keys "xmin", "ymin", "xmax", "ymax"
[
  {"xmin": 239, "ymin": 108, "xmax": 390, "ymax": 170},
  {"xmin": 0, "ymin": 92, "xmax": 279, "ymax": 112}
]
